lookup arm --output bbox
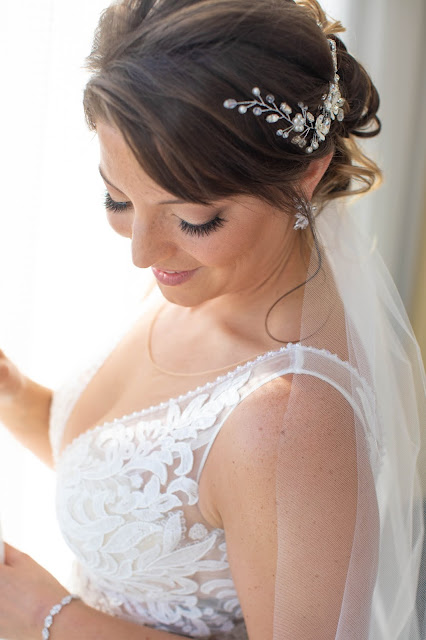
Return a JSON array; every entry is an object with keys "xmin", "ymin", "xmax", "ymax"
[
  {"xmin": 208, "ymin": 375, "xmax": 360, "ymax": 640},
  {"xmin": 0, "ymin": 350, "xmax": 53, "ymax": 467}
]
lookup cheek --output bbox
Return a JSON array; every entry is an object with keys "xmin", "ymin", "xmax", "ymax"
[
  {"xmin": 185, "ymin": 225, "xmax": 261, "ymax": 267},
  {"xmin": 106, "ymin": 212, "xmax": 132, "ymax": 238}
]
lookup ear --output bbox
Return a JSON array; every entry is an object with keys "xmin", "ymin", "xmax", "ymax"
[{"xmin": 301, "ymin": 151, "xmax": 334, "ymax": 200}]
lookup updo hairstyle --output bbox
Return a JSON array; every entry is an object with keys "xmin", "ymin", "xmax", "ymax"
[{"xmin": 83, "ymin": 0, "xmax": 382, "ymax": 222}]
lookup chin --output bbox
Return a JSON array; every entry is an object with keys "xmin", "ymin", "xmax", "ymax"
[{"xmin": 156, "ymin": 283, "xmax": 217, "ymax": 308}]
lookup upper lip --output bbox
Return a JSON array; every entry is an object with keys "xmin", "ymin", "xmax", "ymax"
[{"xmin": 153, "ymin": 267, "xmax": 194, "ymax": 273}]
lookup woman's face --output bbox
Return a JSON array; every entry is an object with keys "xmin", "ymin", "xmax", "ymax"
[{"xmin": 97, "ymin": 121, "xmax": 305, "ymax": 308}]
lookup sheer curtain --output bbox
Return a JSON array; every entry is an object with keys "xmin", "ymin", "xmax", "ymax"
[
  {"xmin": 0, "ymin": 0, "xmax": 424, "ymax": 600},
  {"xmin": 0, "ymin": 0, "xmax": 147, "ymax": 580}
]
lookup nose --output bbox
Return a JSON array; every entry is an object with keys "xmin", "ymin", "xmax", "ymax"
[{"xmin": 130, "ymin": 216, "xmax": 173, "ymax": 269}]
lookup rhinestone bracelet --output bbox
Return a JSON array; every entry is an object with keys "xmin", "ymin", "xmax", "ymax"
[{"xmin": 42, "ymin": 594, "xmax": 81, "ymax": 640}]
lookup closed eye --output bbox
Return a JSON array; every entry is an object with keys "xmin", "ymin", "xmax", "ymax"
[
  {"xmin": 104, "ymin": 192, "xmax": 132, "ymax": 213},
  {"xmin": 179, "ymin": 216, "xmax": 225, "ymax": 237},
  {"xmin": 105, "ymin": 192, "xmax": 226, "ymax": 237}
]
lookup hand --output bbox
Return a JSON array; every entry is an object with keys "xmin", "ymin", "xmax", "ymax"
[
  {"xmin": 0, "ymin": 351, "xmax": 26, "ymax": 405},
  {"xmin": 0, "ymin": 543, "xmax": 69, "ymax": 640}
]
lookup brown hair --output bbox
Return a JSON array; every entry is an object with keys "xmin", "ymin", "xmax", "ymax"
[{"xmin": 83, "ymin": 0, "xmax": 382, "ymax": 221}]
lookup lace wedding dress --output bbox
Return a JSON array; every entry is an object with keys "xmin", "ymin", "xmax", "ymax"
[{"xmin": 48, "ymin": 315, "xmax": 382, "ymax": 639}]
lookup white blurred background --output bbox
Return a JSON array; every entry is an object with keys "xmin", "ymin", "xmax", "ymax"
[{"xmin": 0, "ymin": 0, "xmax": 425, "ymax": 584}]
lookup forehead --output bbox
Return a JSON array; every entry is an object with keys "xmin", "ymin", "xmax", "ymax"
[
  {"xmin": 97, "ymin": 121, "xmax": 175, "ymax": 202},
  {"xmin": 97, "ymin": 120, "xmax": 133, "ymax": 164}
]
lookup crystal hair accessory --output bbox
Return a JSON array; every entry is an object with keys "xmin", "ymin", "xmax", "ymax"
[{"xmin": 223, "ymin": 39, "xmax": 345, "ymax": 153}]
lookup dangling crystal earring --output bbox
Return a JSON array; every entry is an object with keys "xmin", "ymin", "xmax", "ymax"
[{"xmin": 293, "ymin": 201, "xmax": 317, "ymax": 230}]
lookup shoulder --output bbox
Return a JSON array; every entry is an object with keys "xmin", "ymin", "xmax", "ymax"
[
  {"xmin": 204, "ymin": 372, "xmax": 359, "ymax": 638},
  {"xmin": 222, "ymin": 374, "xmax": 292, "ymax": 465},
  {"xmin": 214, "ymin": 370, "xmax": 356, "ymax": 486},
  {"xmin": 204, "ymin": 369, "xmax": 358, "ymax": 535}
]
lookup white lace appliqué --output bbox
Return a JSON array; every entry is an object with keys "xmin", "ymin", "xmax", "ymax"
[
  {"xmin": 56, "ymin": 370, "xmax": 253, "ymax": 638},
  {"xmin": 52, "ymin": 342, "xmax": 382, "ymax": 639}
]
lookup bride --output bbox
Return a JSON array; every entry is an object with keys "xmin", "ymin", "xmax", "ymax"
[{"xmin": 0, "ymin": 1, "xmax": 424, "ymax": 639}]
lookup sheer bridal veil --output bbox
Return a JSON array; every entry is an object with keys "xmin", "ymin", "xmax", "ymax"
[{"xmin": 272, "ymin": 199, "xmax": 425, "ymax": 639}]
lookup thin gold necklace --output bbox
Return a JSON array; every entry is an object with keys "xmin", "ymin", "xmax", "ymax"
[{"xmin": 147, "ymin": 304, "xmax": 267, "ymax": 377}]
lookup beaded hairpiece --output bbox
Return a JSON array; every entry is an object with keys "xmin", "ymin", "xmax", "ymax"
[{"xmin": 223, "ymin": 39, "xmax": 345, "ymax": 154}]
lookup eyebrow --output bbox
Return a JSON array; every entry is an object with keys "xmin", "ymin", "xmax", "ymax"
[{"xmin": 98, "ymin": 166, "xmax": 186, "ymax": 205}]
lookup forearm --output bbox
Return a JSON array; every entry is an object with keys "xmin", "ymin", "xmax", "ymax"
[
  {"xmin": 0, "ymin": 376, "xmax": 53, "ymax": 467},
  {"xmin": 45, "ymin": 599, "xmax": 191, "ymax": 640}
]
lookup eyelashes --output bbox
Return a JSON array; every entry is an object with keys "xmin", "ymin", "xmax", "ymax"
[
  {"xmin": 104, "ymin": 192, "xmax": 226, "ymax": 238},
  {"xmin": 104, "ymin": 192, "xmax": 130, "ymax": 214},
  {"xmin": 178, "ymin": 216, "xmax": 225, "ymax": 237}
]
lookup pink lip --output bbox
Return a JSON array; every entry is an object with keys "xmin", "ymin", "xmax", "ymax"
[{"xmin": 151, "ymin": 267, "xmax": 198, "ymax": 286}]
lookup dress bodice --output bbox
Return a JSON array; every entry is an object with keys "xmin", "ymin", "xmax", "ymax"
[{"xmin": 49, "ymin": 318, "xmax": 383, "ymax": 639}]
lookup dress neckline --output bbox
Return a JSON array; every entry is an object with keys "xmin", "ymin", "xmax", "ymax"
[
  {"xmin": 55, "ymin": 341, "xmax": 359, "ymax": 465},
  {"xmin": 56, "ymin": 341, "xmax": 299, "ymax": 463}
]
